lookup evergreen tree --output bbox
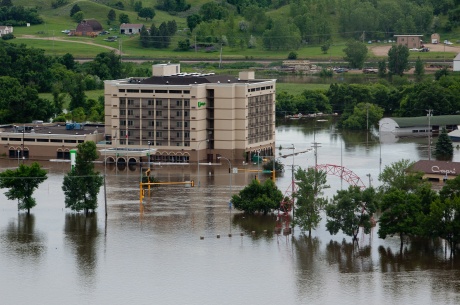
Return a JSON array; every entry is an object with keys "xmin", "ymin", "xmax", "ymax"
[
  {"xmin": 388, "ymin": 44, "xmax": 410, "ymax": 76},
  {"xmin": 435, "ymin": 127, "xmax": 453, "ymax": 160},
  {"xmin": 107, "ymin": 9, "xmax": 116, "ymax": 23},
  {"xmin": 140, "ymin": 25, "xmax": 150, "ymax": 47},
  {"xmin": 414, "ymin": 56, "xmax": 425, "ymax": 80},
  {"xmin": 62, "ymin": 141, "xmax": 103, "ymax": 214},
  {"xmin": 0, "ymin": 162, "xmax": 48, "ymax": 214},
  {"xmin": 70, "ymin": 4, "xmax": 81, "ymax": 17}
]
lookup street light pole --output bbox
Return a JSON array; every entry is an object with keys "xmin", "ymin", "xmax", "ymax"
[
  {"xmin": 218, "ymin": 155, "xmax": 233, "ymax": 236},
  {"xmin": 147, "ymin": 141, "xmax": 151, "ymax": 169},
  {"xmin": 197, "ymin": 139, "xmax": 208, "ymax": 187},
  {"xmin": 17, "ymin": 149, "xmax": 20, "ymax": 166}
]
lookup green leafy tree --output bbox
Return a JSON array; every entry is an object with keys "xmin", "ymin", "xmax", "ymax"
[
  {"xmin": 72, "ymin": 11, "xmax": 84, "ymax": 23},
  {"xmin": 177, "ymin": 39, "xmax": 191, "ymax": 51},
  {"xmin": 378, "ymin": 60, "xmax": 386, "ymax": 78},
  {"xmin": 341, "ymin": 102, "xmax": 384, "ymax": 130},
  {"xmin": 62, "ymin": 141, "xmax": 103, "ymax": 214},
  {"xmin": 293, "ymin": 168, "xmax": 329, "ymax": 236},
  {"xmin": 199, "ymin": 2, "xmax": 228, "ymax": 22},
  {"xmin": 426, "ymin": 197, "xmax": 460, "ymax": 257},
  {"xmin": 262, "ymin": 159, "xmax": 284, "ymax": 173},
  {"xmin": 138, "ymin": 7, "xmax": 155, "ymax": 20},
  {"xmin": 326, "ymin": 186, "xmax": 378, "ymax": 242},
  {"xmin": 378, "ymin": 159, "xmax": 424, "ymax": 193},
  {"xmin": 231, "ymin": 179, "xmax": 283, "ymax": 214},
  {"xmin": 343, "ymin": 40, "xmax": 368, "ymax": 69},
  {"xmin": 186, "ymin": 14, "xmax": 201, "ymax": 32},
  {"xmin": 378, "ymin": 187, "xmax": 428, "ymax": 253},
  {"xmin": 414, "ymin": 56, "xmax": 425, "ymax": 80},
  {"xmin": 321, "ymin": 41, "xmax": 330, "ymax": 54},
  {"xmin": 134, "ymin": 1, "xmax": 143, "ymax": 12},
  {"xmin": 388, "ymin": 44, "xmax": 410, "ymax": 76},
  {"xmin": 435, "ymin": 127, "xmax": 453, "ymax": 160},
  {"xmin": 70, "ymin": 4, "xmax": 81, "ymax": 17},
  {"xmin": 262, "ymin": 19, "xmax": 301, "ymax": 51},
  {"xmin": 288, "ymin": 51, "xmax": 297, "ymax": 59},
  {"xmin": 440, "ymin": 175, "xmax": 460, "ymax": 201},
  {"xmin": 0, "ymin": 162, "xmax": 47, "ymax": 214},
  {"xmin": 107, "ymin": 9, "xmax": 116, "ymax": 23},
  {"xmin": 119, "ymin": 13, "xmax": 130, "ymax": 24}
]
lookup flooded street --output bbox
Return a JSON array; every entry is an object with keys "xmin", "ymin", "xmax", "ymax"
[{"xmin": 1, "ymin": 119, "xmax": 460, "ymax": 305}]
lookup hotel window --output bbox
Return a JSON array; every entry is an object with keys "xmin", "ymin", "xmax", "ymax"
[
  {"xmin": 176, "ymin": 111, "xmax": 182, "ymax": 117},
  {"xmin": 148, "ymin": 110, "xmax": 154, "ymax": 116},
  {"xmin": 184, "ymin": 132, "xmax": 190, "ymax": 138},
  {"xmin": 149, "ymin": 121, "xmax": 154, "ymax": 126},
  {"xmin": 184, "ymin": 91, "xmax": 190, "ymax": 94},
  {"xmin": 128, "ymin": 110, "xmax": 134, "ymax": 115},
  {"xmin": 148, "ymin": 99, "xmax": 154, "ymax": 105},
  {"xmin": 156, "ymin": 110, "xmax": 162, "ymax": 116},
  {"xmin": 176, "ymin": 132, "xmax": 181, "ymax": 138},
  {"xmin": 120, "ymin": 99, "xmax": 126, "ymax": 105},
  {"xmin": 120, "ymin": 109, "xmax": 126, "ymax": 115},
  {"xmin": 156, "ymin": 100, "xmax": 163, "ymax": 106},
  {"xmin": 156, "ymin": 121, "xmax": 162, "ymax": 127},
  {"xmin": 128, "ymin": 99, "xmax": 134, "ymax": 105},
  {"xmin": 176, "ymin": 100, "xmax": 182, "ymax": 106},
  {"xmin": 184, "ymin": 111, "xmax": 188, "ymax": 117},
  {"xmin": 121, "ymin": 120, "xmax": 126, "ymax": 126},
  {"xmin": 177, "ymin": 122, "xmax": 182, "ymax": 127},
  {"xmin": 148, "ymin": 131, "xmax": 154, "ymax": 137},
  {"xmin": 128, "ymin": 120, "xmax": 133, "ymax": 126},
  {"xmin": 184, "ymin": 99, "xmax": 190, "ymax": 106},
  {"xmin": 156, "ymin": 131, "xmax": 162, "ymax": 137},
  {"xmin": 184, "ymin": 122, "xmax": 188, "ymax": 128}
]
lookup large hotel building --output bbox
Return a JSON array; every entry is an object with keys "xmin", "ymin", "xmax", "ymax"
[
  {"xmin": 0, "ymin": 64, "xmax": 276, "ymax": 163},
  {"xmin": 103, "ymin": 63, "xmax": 276, "ymax": 163}
]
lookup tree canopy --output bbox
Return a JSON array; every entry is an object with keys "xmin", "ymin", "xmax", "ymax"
[
  {"xmin": 231, "ymin": 179, "xmax": 283, "ymax": 214},
  {"xmin": 343, "ymin": 40, "xmax": 368, "ymax": 69},
  {"xmin": 0, "ymin": 162, "xmax": 47, "ymax": 214}
]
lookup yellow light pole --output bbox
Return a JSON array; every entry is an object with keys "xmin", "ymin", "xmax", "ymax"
[{"xmin": 197, "ymin": 139, "xmax": 208, "ymax": 187}]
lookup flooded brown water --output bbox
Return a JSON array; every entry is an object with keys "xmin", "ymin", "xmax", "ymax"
[{"xmin": 1, "ymin": 120, "xmax": 460, "ymax": 305}]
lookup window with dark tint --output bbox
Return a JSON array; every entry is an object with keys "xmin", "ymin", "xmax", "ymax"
[
  {"xmin": 170, "ymin": 90, "xmax": 181, "ymax": 94},
  {"xmin": 141, "ymin": 90, "xmax": 154, "ymax": 93},
  {"xmin": 183, "ymin": 90, "xmax": 190, "ymax": 94},
  {"xmin": 127, "ymin": 89, "xmax": 139, "ymax": 93},
  {"xmin": 156, "ymin": 90, "xmax": 167, "ymax": 93},
  {"xmin": 119, "ymin": 89, "xmax": 126, "ymax": 92}
]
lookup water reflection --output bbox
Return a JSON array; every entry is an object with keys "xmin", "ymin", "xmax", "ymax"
[
  {"xmin": 1, "ymin": 213, "xmax": 45, "ymax": 259},
  {"xmin": 325, "ymin": 239, "xmax": 373, "ymax": 273},
  {"xmin": 233, "ymin": 213, "xmax": 278, "ymax": 240},
  {"xmin": 64, "ymin": 213, "xmax": 99, "ymax": 283}
]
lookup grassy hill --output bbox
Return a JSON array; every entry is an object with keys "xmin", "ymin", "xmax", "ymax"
[{"xmin": 7, "ymin": 0, "xmax": 460, "ymax": 61}]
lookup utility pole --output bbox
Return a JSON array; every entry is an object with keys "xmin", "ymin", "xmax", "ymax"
[{"xmin": 427, "ymin": 109, "xmax": 433, "ymax": 160}]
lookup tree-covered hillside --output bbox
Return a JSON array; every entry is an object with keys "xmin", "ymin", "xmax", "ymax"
[{"xmin": 3, "ymin": 0, "xmax": 460, "ymax": 52}]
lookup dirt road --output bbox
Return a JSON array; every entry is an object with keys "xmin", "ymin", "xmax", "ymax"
[{"xmin": 18, "ymin": 35, "xmax": 123, "ymax": 55}]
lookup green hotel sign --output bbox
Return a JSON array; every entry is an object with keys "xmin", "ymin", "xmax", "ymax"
[{"xmin": 198, "ymin": 101, "xmax": 206, "ymax": 108}]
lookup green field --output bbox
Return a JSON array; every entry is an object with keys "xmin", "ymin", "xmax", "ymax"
[{"xmin": 276, "ymin": 83, "xmax": 330, "ymax": 95}]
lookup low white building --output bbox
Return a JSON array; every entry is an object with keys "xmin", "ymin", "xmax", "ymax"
[
  {"xmin": 379, "ymin": 115, "xmax": 460, "ymax": 137},
  {"xmin": 0, "ymin": 25, "xmax": 13, "ymax": 37},
  {"xmin": 454, "ymin": 53, "xmax": 460, "ymax": 71}
]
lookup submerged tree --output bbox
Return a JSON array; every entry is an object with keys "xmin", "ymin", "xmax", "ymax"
[
  {"xmin": 326, "ymin": 186, "xmax": 377, "ymax": 242},
  {"xmin": 293, "ymin": 168, "xmax": 329, "ymax": 236},
  {"xmin": 0, "ymin": 162, "xmax": 47, "ymax": 214},
  {"xmin": 231, "ymin": 179, "xmax": 283, "ymax": 214},
  {"xmin": 62, "ymin": 141, "xmax": 103, "ymax": 214}
]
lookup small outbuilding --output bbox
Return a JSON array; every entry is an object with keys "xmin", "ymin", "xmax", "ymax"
[
  {"xmin": 120, "ymin": 23, "xmax": 144, "ymax": 35},
  {"xmin": 394, "ymin": 34, "xmax": 424, "ymax": 49}
]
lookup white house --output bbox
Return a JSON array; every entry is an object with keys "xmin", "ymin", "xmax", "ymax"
[
  {"xmin": 0, "ymin": 25, "xmax": 13, "ymax": 37},
  {"xmin": 454, "ymin": 53, "xmax": 460, "ymax": 71},
  {"xmin": 120, "ymin": 23, "xmax": 144, "ymax": 35}
]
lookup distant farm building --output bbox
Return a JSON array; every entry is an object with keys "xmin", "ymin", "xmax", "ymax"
[
  {"xmin": 394, "ymin": 34, "xmax": 424, "ymax": 49},
  {"xmin": 379, "ymin": 115, "xmax": 460, "ymax": 137},
  {"xmin": 120, "ymin": 23, "xmax": 144, "ymax": 35},
  {"xmin": 281, "ymin": 60, "xmax": 317, "ymax": 72},
  {"xmin": 0, "ymin": 25, "xmax": 13, "ymax": 37},
  {"xmin": 431, "ymin": 33, "xmax": 440, "ymax": 44},
  {"xmin": 71, "ymin": 19, "xmax": 103, "ymax": 37}
]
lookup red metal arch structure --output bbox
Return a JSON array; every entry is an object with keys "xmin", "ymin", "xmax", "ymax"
[{"xmin": 315, "ymin": 164, "xmax": 366, "ymax": 188}]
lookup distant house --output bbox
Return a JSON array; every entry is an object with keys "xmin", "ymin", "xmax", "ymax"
[
  {"xmin": 394, "ymin": 34, "xmax": 424, "ymax": 49},
  {"xmin": 120, "ymin": 23, "xmax": 144, "ymax": 35},
  {"xmin": 379, "ymin": 115, "xmax": 460, "ymax": 137},
  {"xmin": 431, "ymin": 33, "xmax": 440, "ymax": 44},
  {"xmin": 0, "ymin": 25, "xmax": 13, "ymax": 37},
  {"xmin": 71, "ymin": 19, "xmax": 103, "ymax": 37},
  {"xmin": 454, "ymin": 53, "xmax": 460, "ymax": 71}
]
